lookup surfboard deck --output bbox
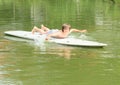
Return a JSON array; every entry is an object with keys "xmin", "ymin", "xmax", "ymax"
[{"xmin": 4, "ymin": 30, "xmax": 107, "ymax": 47}]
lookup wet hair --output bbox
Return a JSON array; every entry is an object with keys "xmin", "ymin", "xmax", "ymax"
[{"xmin": 62, "ymin": 24, "xmax": 71, "ymax": 32}]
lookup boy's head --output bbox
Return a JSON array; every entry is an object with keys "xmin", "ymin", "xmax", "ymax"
[{"xmin": 62, "ymin": 24, "xmax": 71, "ymax": 32}]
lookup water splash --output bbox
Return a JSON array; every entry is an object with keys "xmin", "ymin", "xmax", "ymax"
[
  {"xmin": 79, "ymin": 34, "xmax": 96, "ymax": 41},
  {"xmin": 33, "ymin": 34, "xmax": 47, "ymax": 51},
  {"xmin": 33, "ymin": 35, "xmax": 46, "ymax": 46}
]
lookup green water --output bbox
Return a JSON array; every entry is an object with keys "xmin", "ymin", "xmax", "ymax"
[{"xmin": 0, "ymin": 0, "xmax": 120, "ymax": 85}]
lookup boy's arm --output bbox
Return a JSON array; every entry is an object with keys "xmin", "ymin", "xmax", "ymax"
[{"xmin": 70, "ymin": 28, "xmax": 87, "ymax": 33}]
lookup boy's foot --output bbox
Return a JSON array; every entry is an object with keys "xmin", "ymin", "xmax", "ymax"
[{"xmin": 41, "ymin": 24, "xmax": 45, "ymax": 28}]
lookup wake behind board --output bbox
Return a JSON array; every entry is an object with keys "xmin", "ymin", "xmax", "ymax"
[{"xmin": 4, "ymin": 30, "xmax": 107, "ymax": 47}]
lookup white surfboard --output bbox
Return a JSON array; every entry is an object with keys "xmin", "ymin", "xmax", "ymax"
[{"xmin": 4, "ymin": 30, "xmax": 107, "ymax": 47}]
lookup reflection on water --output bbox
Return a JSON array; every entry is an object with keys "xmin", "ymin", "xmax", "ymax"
[
  {"xmin": 4, "ymin": 35, "xmax": 75, "ymax": 60},
  {"xmin": 30, "ymin": 39, "xmax": 75, "ymax": 60},
  {"xmin": 0, "ymin": 40, "xmax": 10, "ymax": 52},
  {"xmin": 0, "ymin": 53, "xmax": 23, "ymax": 85},
  {"xmin": 34, "ymin": 44, "xmax": 74, "ymax": 60}
]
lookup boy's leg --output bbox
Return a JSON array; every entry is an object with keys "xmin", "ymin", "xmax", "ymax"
[
  {"xmin": 41, "ymin": 24, "xmax": 50, "ymax": 32},
  {"xmin": 32, "ymin": 26, "xmax": 45, "ymax": 34}
]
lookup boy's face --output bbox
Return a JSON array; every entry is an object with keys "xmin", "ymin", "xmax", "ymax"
[{"xmin": 63, "ymin": 27, "xmax": 70, "ymax": 32}]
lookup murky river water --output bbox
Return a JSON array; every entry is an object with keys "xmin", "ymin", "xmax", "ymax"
[{"xmin": 0, "ymin": 0, "xmax": 120, "ymax": 85}]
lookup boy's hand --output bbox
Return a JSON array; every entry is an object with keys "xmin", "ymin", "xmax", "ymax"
[{"xmin": 81, "ymin": 30, "xmax": 87, "ymax": 33}]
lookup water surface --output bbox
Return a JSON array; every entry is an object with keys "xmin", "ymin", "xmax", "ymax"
[{"xmin": 0, "ymin": 0, "xmax": 120, "ymax": 85}]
